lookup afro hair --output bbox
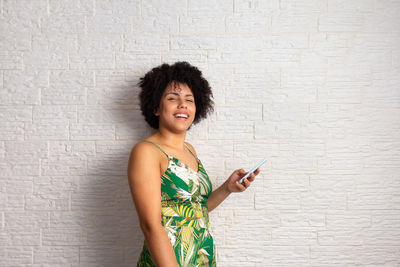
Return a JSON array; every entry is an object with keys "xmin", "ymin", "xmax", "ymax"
[{"xmin": 138, "ymin": 61, "xmax": 214, "ymax": 129}]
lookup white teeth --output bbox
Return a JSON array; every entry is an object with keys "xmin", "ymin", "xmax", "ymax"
[{"xmin": 175, "ymin": 114, "xmax": 188, "ymax": 118}]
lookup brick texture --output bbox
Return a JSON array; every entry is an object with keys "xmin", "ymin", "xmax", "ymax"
[{"xmin": 0, "ymin": 0, "xmax": 399, "ymax": 266}]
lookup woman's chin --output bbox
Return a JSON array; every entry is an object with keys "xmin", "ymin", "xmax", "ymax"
[
  {"xmin": 160, "ymin": 120, "xmax": 194, "ymax": 132},
  {"xmin": 176, "ymin": 124, "xmax": 192, "ymax": 133},
  {"xmin": 160, "ymin": 124, "xmax": 191, "ymax": 133}
]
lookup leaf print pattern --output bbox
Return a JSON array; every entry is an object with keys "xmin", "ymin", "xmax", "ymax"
[{"xmin": 137, "ymin": 140, "xmax": 216, "ymax": 267}]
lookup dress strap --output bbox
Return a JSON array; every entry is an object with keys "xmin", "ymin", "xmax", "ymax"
[
  {"xmin": 142, "ymin": 140, "xmax": 169, "ymax": 158},
  {"xmin": 184, "ymin": 143, "xmax": 198, "ymax": 160}
]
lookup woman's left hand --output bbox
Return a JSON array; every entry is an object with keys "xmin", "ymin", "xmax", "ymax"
[{"xmin": 225, "ymin": 168, "xmax": 260, "ymax": 193}]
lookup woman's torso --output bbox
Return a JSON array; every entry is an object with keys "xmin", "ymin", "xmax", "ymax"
[{"xmin": 137, "ymin": 139, "xmax": 216, "ymax": 266}]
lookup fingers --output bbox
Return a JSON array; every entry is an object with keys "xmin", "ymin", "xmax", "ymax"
[
  {"xmin": 238, "ymin": 168, "xmax": 246, "ymax": 175},
  {"xmin": 235, "ymin": 181, "xmax": 247, "ymax": 191},
  {"xmin": 236, "ymin": 176, "xmax": 252, "ymax": 192},
  {"xmin": 234, "ymin": 167, "xmax": 259, "ymax": 192},
  {"xmin": 242, "ymin": 177, "xmax": 251, "ymax": 187},
  {"xmin": 247, "ymin": 170, "xmax": 257, "ymax": 182}
]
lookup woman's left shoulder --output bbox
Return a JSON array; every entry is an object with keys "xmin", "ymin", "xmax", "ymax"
[{"xmin": 184, "ymin": 142, "xmax": 197, "ymax": 157}]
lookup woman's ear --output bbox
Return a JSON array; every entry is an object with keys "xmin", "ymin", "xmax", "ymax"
[{"xmin": 154, "ymin": 107, "xmax": 160, "ymax": 116}]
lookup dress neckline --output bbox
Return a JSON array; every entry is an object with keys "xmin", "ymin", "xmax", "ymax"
[
  {"xmin": 142, "ymin": 139, "xmax": 200, "ymax": 173},
  {"xmin": 168, "ymin": 155, "xmax": 201, "ymax": 174}
]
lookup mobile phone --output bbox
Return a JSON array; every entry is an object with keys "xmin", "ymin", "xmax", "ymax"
[{"xmin": 239, "ymin": 158, "xmax": 267, "ymax": 183}]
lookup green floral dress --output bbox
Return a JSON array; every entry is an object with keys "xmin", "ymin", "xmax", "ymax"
[{"xmin": 137, "ymin": 140, "xmax": 216, "ymax": 267}]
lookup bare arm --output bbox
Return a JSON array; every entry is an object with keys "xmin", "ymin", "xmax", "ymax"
[
  {"xmin": 127, "ymin": 142, "xmax": 179, "ymax": 267},
  {"xmin": 207, "ymin": 168, "xmax": 258, "ymax": 212},
  {"xmin": 184, "ymin": 143, "xmax": 259, "ymax": 213},
  {"xmin": 207, "ymin": 180, "xmax": 231, "ymax": 212}
]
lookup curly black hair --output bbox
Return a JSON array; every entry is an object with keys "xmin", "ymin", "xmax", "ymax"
[{"xmin": 138, "ymin": 61, "xmax": 214, "ymax": 129}]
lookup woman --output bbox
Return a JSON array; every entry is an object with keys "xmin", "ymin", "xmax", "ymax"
[{"xmin": 127, "ymin": 62, "xmax": 259, "ymax": 266}]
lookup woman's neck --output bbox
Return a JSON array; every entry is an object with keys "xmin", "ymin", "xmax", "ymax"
[{"xmin": 152, "ymin": 128, "xmax": 187, "ymax": 151}]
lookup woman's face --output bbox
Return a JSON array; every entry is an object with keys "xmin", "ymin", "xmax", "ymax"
[{"xmin": 155, "ymin": 82, "xmax": 196, "ymax": 132}]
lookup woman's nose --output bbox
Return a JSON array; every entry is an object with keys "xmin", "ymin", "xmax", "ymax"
[{"xmin": 177, "ymin": 99, "xmax": 187, "ymax": 108}]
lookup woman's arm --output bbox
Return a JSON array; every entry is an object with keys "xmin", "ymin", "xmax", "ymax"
[
  {"xmin": 207, "ymin": 180, "xmax": 231, "ymax": 212},
  {"xmin": 184, "ymin": 142, "xmax": 259, "ymax": 212},
  {"xmin": 127, "ymin": 142, "xmax": 179, "ymax": 267},
  {"xmin": 207, "ymin": 168, "xmax": 259, "ymax": 212}
]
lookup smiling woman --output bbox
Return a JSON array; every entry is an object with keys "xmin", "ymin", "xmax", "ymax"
[
  {"xmin": 155, "ymin": 82, "xmax": 197, "ymax": 134},
  {"xmin": 127, "ymin": 62, "xmax": 259, "ymax": 267},
  {"xmin": 138, "ymin": 62, "xmax": 214, "ymax": 130}
]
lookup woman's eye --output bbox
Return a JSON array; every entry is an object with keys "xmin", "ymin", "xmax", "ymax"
[
  {"xmin": 187, "ymin": 99, "xmax": 194, "ymax": 102},
  {"xmin": 168, "ymin": 98, "xmax": 176, "ymax": 101}
]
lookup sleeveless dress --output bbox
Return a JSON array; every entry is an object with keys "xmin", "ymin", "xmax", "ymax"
[{"xmin": 137, "ymin": 140, "xmax": 216, "ymax": 267}]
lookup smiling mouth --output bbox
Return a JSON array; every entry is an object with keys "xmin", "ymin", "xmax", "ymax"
[{"xmin": 174, "ymin": 113, "xmax": 189, "ymax": 119}]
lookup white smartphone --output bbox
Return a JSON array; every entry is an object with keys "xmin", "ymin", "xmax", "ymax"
[{"xmin": 239, "ymin": 158, "xmax": 267, "ymax": 183}]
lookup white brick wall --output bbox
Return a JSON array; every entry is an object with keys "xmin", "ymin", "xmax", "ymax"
[{"xmin": 0, "ymin": 0, "xmax": 399, "ymax": 266}]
